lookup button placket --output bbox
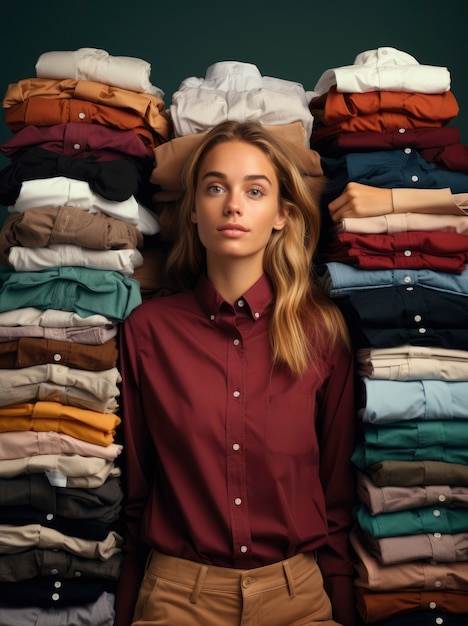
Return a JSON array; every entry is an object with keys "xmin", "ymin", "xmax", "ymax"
[{"xmin": 225, "ymin": 316, "xmax": 250, "ymax": 565}]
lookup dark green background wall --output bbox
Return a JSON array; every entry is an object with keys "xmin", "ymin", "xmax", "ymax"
[{"xmin": 1, "ymin": 0, "xmax": 466, "ymax": 216}]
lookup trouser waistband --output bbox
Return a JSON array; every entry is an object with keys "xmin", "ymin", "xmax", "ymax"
[{"xmin": 145, "ymin": 551, "xmax": 317, "ymax": 601}]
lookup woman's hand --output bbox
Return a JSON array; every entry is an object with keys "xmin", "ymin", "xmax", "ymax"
[{"xmin": 328, "ymin": 182, "xmax": 393, "ymax": 223}]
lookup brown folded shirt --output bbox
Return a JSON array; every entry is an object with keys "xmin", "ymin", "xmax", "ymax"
[
  {"xmin": 0, "ymin": 336, "xmax": 118, "ymax": 370},
  {"xmin": 150, "ymin": 122, "xmax": 324, "ymax": 201},
  {"xmin": 0, "ymin": 206, "xmax": 144, "ymax": 265}
]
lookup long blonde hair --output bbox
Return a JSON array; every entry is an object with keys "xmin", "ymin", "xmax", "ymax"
[{"xmin": 165, "ymin": 120, "xmax": 350, "ymax": 377}]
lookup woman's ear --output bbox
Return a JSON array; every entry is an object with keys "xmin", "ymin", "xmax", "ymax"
[{"xmin": 273, "ymin": 201, "xmax": 289, "ymax": 231}]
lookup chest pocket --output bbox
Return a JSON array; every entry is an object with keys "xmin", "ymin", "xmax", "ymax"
[{"xmin": 264, "ymin": 393, "xmax": 317, "ymax": 455}]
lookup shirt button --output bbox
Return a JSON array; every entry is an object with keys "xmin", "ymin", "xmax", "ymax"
[
  {"xmin": 50, "ymin": 568, "xmax": 59, "ymax": 575},
  {"xmin": 434, "ymin": 532, "xmax": 442, "ymax": 539},
  {"xmin": 438, "ymin": 494, "xmax": 446, "ymax": 502},
  {"xmin": 406, "ymin": 286, "xmax": 414, "ymax": 291},
  {"xmin": 240, "ymin": 545, "xmax": 248, "ymax": 553},
  {"xmin": 418, "ymin": 327, "xmax": 427, "ymax": 334},
  {"xmin": 53, "ymin": 353, "xmax": 62, "ymax": 362},
  {"xmin": 54, "ymin": 581, "xmax": 62, "ymax": 589},
  {"xmin": 210, "ymin": 314, "xmax": 215, "ymax": 321},
  {"xmin": 233, "ymin": 338, "xmax": 240, "ymax": 346},
  {"xmin": 429, "ymin": 601, "xmax": 437, "ymax": 609},
  {"xmin": 234, "ymin": 498, "xmax": 242, "ymax": 505},
  {"xmin": 254, "ymin": 312, "xmax": 259, "ymax": 319},
  {"xmin": 404, "ymin": 249, "xmax": 412, "ymax": 257},
  {"xmin": 52, "ymin": 593, "xmax": 60, "ymax": 601},
  {"xmin": 78, "ymin": 112, "xmax": 86, "ymax": 119},
  {"xmin": 414, "ymin": 314, "xmax": 422, "ymax": 322},
  {"xmin": 46, "ymin": 513, "xmax": 54, "ymax": 521},
  {"xmin": 434, "ymin": 580, "xmax": 442, "ymax": 587},
  {"xmin": 398, "ymin": 128, "xmax": 406, "ymax": 133},
  {"xmin": 232, "ymin": 443, "xmax": 240, "ymax": 451},
  {"xmin": 233, "ymin": 390, "xmax": 240, "ymax": 398},
  {"xmin": 73, "ymin": 143, "xmax": 81, "ymax": 150},
  {"xmin": 74, "ymin": 570, "xmax": 82, "ymax": 577},
  {"xmin": 404, "ymin": 147, "xmax": 412, "ymax": 154},
  {"xmin": 433, "ymin": 509, "xmax": 441, "ymax": 517},
  {"xmin": 237, "ymin": 299, "xmax": 245, "ymax": 308},
  {"xmin": 403, "ymin": 276, "xmax": 412, "ymax": 283},
  {"xmin": 411, "ymin": 175, "xmax": 419, "ymax": 182},
  {"xmin": 435, "ymin": 619, "xmax": 443, "ymax": 625}
]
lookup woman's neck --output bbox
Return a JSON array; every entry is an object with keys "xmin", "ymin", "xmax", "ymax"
[{"xmin": 206, "ymin": 258, "xmax": 263, "ymax": 305}]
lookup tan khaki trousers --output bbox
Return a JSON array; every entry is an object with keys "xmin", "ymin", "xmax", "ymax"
[{"xmin": 131, "ymin": 550, "xmax": 342, "ymax": 626}]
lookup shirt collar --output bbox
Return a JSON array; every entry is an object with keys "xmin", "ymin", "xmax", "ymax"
[
  {"xmin": 195, "ymin": 273, "xmax": 274, "ymax": 322},
  {"xmin": 204, "ymin": 61, "xmax": 263, "ymax": 90}
]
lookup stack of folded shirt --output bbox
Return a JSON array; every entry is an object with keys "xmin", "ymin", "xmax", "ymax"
[
  {"xmin": 0, "ymin": 47, "xmax": 168, "ymax": 626},
  {"xmin": 315, "ymin": 48, "xmax": 468, "ymax": 625},
  {"xmin": 309, "ymin": 46, "xmax": 456, "ymax": 156},
  {"xmin": 318, "ymin": 273, "xmax": 468, "ymax": 624}
]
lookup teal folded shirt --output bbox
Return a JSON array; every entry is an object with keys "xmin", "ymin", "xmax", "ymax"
[{"xmin": 0, "ymin": 266, "xmax": 141, "ymax": 321}]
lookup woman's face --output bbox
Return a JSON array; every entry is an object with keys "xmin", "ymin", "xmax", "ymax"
[{"xmin": 192, "ymin": 140, "xmax": 288, "ymax": 269}]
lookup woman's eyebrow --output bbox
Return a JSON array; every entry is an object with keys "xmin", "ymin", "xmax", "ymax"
[{"xmin": 201, "ymin": 171, "xmax": 272, "ymax": 185}]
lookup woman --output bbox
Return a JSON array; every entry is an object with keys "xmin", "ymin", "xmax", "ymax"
[{"xmin": 115, "ymin": 121, "xmax": 357, "ymax": 626}]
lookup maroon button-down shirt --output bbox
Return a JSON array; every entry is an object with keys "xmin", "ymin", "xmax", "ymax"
[{"xmin": 115, "ymin": 273, "xmax": 357, "ymax": 625}]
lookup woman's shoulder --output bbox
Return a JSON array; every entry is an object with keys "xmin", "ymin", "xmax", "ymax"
[{"xmin": 126, "ymin": 289, "xmax": 196, "ymax": 323}]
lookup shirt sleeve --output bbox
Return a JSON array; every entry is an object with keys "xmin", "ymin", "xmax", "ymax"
[
  {"xmin": 114, "ymin": 314, "xmax": 152, "ymax": 626},
  {"xmin": 315, "ymin": 341, "xmax": 358, "ymax": 626},
  {"xmin": 392, "ymin": 187, "xmax": 468, "ymax": 215}
]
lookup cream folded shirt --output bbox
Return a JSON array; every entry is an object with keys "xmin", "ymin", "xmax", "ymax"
[
  {"xmin": 8, "ymin": 244, "xmax": 143, "ymax": 275},
  {"xmin": 35, "ymin": 47, "xmax": 164, "ymax": 96}
]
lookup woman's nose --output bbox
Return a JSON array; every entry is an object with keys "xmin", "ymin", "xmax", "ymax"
[{"xmin": 224, "ymin": 192, "xmax": 242, "ymax": 215}]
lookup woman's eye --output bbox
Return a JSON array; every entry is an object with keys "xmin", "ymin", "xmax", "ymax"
[
  {"xmin": 249, "ymin": 188, "xmax": 263, "ymax": 198},
  {"xmin": 208, "ymin": 184, "xmax": 224, "ymax": 194}
]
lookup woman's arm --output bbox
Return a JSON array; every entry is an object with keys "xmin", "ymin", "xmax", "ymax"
[{"xmin": 327, "ymin": 182, "xmax": 468, "ymax": 223}]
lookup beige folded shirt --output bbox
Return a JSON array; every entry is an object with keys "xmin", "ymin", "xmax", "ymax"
[
  {"xmin": 0, "ymin": 524, "xmax": 122, "ymax": 558},
  {"xmin": 392, "ymin": 187, "xmax": 468, "ymax": 215},
  {"xmin": 357, "ymin": 345, "xmax": 468, "ymax": 380},
  {"xmin": 351, "ymin": 529, "xmax": 468, "ymax": 591},
  {"xmin": 364, "ymin": 530, "xmax": 468, "ymax": 565},
  {"xmin": 0, "ymin": 430, "xmax": 122, "ymax": 461},
  {"xmin": 0, "ymin": 454, "xmax": 120, "ymax": 488},
  {"xmin": 335, "ymin": 211, "xmax": 468, "ymax": 235},
  {"xmin": 0, "ymin": 364, "xmax": 121, "ymax": 413}
]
